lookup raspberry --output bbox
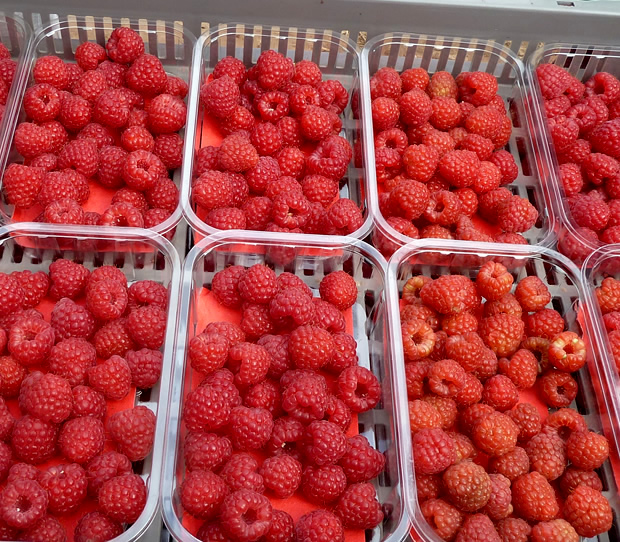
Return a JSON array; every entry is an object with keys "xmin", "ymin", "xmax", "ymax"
[
  {"xmin": 0, "ymin": 400, "xmax": 14, "ymax": 441},
  {"xmin": 482, "ymin": 374, "xmax": 519, "ymax": 411},
  {"xmin": 420, "ymin": 275, "xmax": 480, "ymax": 315},
  {"xmin": 413, "ymin": 428, "xmax": 456, "ymax": 475},
  {"xmin": 569, "ymin": 193, "xmax": 610, "ymax": 231},
  {"xmin": 479, "ymin": 313, "xmax": 524, "ymax": 357},
  {"xmin": 220, "ymin": 453, "xmax": 264, "ymax": 493},
  {"xmin": 495, "ymin": 196, "xmax": 538, "ymax": 233},
  {"xmin": 229, "ymin": 406, "xmax": 273, "ymax": 451},
  {"xmin": 93, "ymin": 318, "xmax": 135, "ymax": 359},
  {"xmin": 472, "ymin": 348, "xmax": 500, "ymax": 382},
  {"xmin": 489, "ymin": 446, "xmax": 530, "ymax": 481},
  {"xmin": 323, "ymin": 199, "xmax": 364, "ymax": 235},
  {"xmin": 526, "ymin": 430, "xmax": 567, "ymax": 480},
  {"xmin": 473, "ymin": 411, "xmax": 519, "ymax": 456},
  {"xmin": 6, "ymin": 463, "xmax": 38, "ymax": 485},
  {"xmin": 563, "ymin": 485, "xmax": 613, "ymax": 537},
  {"xmin": 336, "ymin": 365, "xmax": 381, "ymax": 413},
  {"xmin": 336, "ymin": 434, "xmax": 384, "ymax": 483},
  {"xmin": 74, "ymin": 511, "xmax": 122, "ymax": 542},
  {"xmin": 73, "ymin": 70, "xmax": 108, "ymax": 104},
  {"xmin": 0, "ymin": 274, "xmax": 24, "ymax": 316},
  {"xmin": 87, "ymin": 354, "xmax": 131, "ymax": 401},
  {"xmin": 11, "ymin": 415, "xmax": 56, "ymax": 464},
  {"xmin": 107, "ymin": 405, "xmax": 156, "ymax": 462},
  {"xmin": 257, "ymin": 454, "xmax": 301, "ymax": 499},
  {"xmin": 586, "ymin": 72, "xmax": 620, "ymax": 104},
  {"xmin": 416, "ymin": 473, "xmax": 442, "ymax": 503},
  {"xmin": 71, "ymin": 385, "xmax": 107, "ymax": 420},
  {"xmin": 85, "ymin": 279, "xmax": 128, "ymax": 322},
  {"xmin": 49, "ymin": 259, "xmax": 90, "ymax": 300},
  {"xmin": 498, "ymin": 349, "xmax": 538, "ymax": 389},
  {"xmin": 524, "ymin": 308, "xmax": 565, "ymax": 339},
  {"xmin": 122, "ymin": 149, "xmax": 166, "ymax": 191},
  {"xmin": 281, "ymin": 373, "xmax": 328, "ymax": 423},
  {"xmin": 539, "ymin": 370, "xmax": 578, "ymax": 407},
  {"xmin": 126, "ymin": 304, "xmax": 166, "ymax": 349},
  {"xmin": 316, "ymin": 79, "xmax": 348, "ymax": 113},
  {"xmin": 456, "ymin": 514, "xmax": 501, "ymax": 542},
  {"xmin": 201, "ymin": 75, "xmax": 240, "ymax": 119},
  {"xmin": 58, "ymin": 416, "xmax": 105, "ymax": 464},
  {"xmin": 14, "ymin": 121, "xmax": 52, "ymax": 158},
  {"xmin": 19, "ymin": 371, "xmax": 73, "ymax": 424},
  {"xmin": 184, "ymin": 432, "xmax": 231, "ymax": 473},
  {"xmin": 560, "ymin": 467, "xmax": 603, "ymax": 496},
  {"xmin": 512, "ymin": 471, "xmax": 560, "ymax": 522},
  {"xmin": 566, "ymin": 430, "xmax": 609, "ymax": 470},
  {"xmin": 33, "ymin": 55, "xmax": 69, "ymax": 89},
  {"xmin": 8, "ymin": 317, "xmax": 54, "ymax": 366},
  {"xmin": 23, "ymin": 83, "xmax": 61, "ymax": 122},
  {"xmin": 3, "ymin": 164, "xmax": 44, "ymax": 208},
  {"xmin": 0, "ymin": 356, "xmax": 25, "ymax": 398},
  {"xmin": 264, "ymin": 509, "xmax": 294, "ymax": 542},
  {"xmin": 298, "ymin": 464, "xmax": 347, "ymax": 505},
  {"xmin": 426, "ymin": 359, "xmax": 465, "ymax": 397},
  {"xmin": 476, "ymin": 261, "xmax": 513, "ymax": 302},
  {"xmin": 296, "ymin": 509, "xmax": 343, "ymax": 542},
  {"xmin": 106, "ymin": 27, "xmax": 144, "ymax": 64},
  {"xmin": 429, "ymin": 96, "xmax": 461, "ymax": 131},
  {"xmin": 531, "ymin": 519, "xmax": 579, "ymax": 542},
  {"xmin": 505, "ymin": 403, "xmax": 541, "ymax": 442},
  {"xmin": 213, "ymin": 57, "xmax": 246, "ymax": 85},
  {"xmin": 74, "ymin": 41, "xmax": 106, "ymax": 71},
  {"xmin": 22, "ymin": 516, "xmax": 67, "ymax": 542},
  {"xmin": 99, "ymin": 473, "xmax": 146, "ymax": 524},
  {"xmin": 43, "ymin": 198, "xmax": 85, "ymax": 225},
  {"xmin": 300, "ymin": 420, "xmax": 346, "ymax": 467},
  {"xmin": 128, "ymin": 279, "xmax": 167, "ymax": 312},
  {"xmin": 459, "ymin": 71, "xmax": 498, "ymax": 106},
  {"xmin": 38, "ymin": 463, "xmax": 87, "ymax": 515},
  {"xmin": 595, "ymin": 276, "xmax": 620, "ymax": 313},
  {"xmin": 455, "ymin": 372, "xmax": 483, "ymax": 407},
  {"xmin": 240, "ymin": 303, "xmax": 274, "ymax": 339},
  {"xmin": 220, "ymin": 490, "xmax": 273, "ymax": 541},
  {"xmin": 306, "ymin": 137, "xmax": 349, "ymax": 180},
  {"xmin": 480, "ymin": 473, "xmax": 512, "ymax": 521},
  {"xmin": 0, "ymin": 479, "xmax": 48, "ymax": 529},
  {"xmin": 370, "ymin": 97, "xmax": 399, "ymax": 131},
  {"xmin": 333, "ymin": 482, "xmax": 383, "ymax": 529},
  {"xmin": 400, "ymin": 68, "xmax": 429, "ymax": 92},
  {"xmin": 548, "ymin": 331, "xmax": 586, "ymax": 372},
  {"xmin": 426, "ymin": 71, "xmax": 457, "ymax": 99},
  {"xmin": 389, "ymin": 179, "xmax": 431, "ymax": 221},
  {"xmin": 370, "ymin": 68, "xmax": 402, "ymax": 100},
  {"xmin": 441, "ymin": 460, "xmax": 490, "ymax": 513}
]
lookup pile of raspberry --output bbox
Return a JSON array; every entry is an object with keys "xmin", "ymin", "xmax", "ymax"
[
  {"xmin": 3, "ymin": 26, "xmax": 185, "ymax": 230},
  {"xmin": 536, "ymin": 65, "xmax": 620, "ymax": 257},
  {"xmin": 594, "ymin": 276, "xmax": 620, "ymax": 371},
  {"xmin": 179, "ymin": 266, "xmax": 384, "ymax": 542},
  {"xmin": 0, "ymin": 260, "xmax": 169, "ymax": 541},
  {"xmin": 401, "ymin": 263, "xmax": 613, "ymax": 541},
  {"xmin": 192, "ymin": 51, "xmax": 364, "ymax": 235},
  {"xmin": 368, "ymin": 67, "xmax": 539, "ymax": 254},
  {"xmin": 0, "ymin": 43, "xmax": 17, "ymax": 123}
]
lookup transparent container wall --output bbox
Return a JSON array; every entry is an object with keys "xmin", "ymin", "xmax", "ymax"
[
  {"xmin": 162, "ymin": 234, "xmax": 408, "ymax": 542},
  {"xmin": 361, "ymin": 34, "xmax": 556, "ymax": 253},
  {"xmin": 0, "ymin": 16, "xmax": 31, "ymax": 163},
  {"xmin": 0, "ymin": 17, "xmax": 195, "ymax": 236},
  {"xmin": 181, "ymin": 24, "xmax": 372, "ymax": 240},
  {"xmin": 528, "ymin": 44, "xmax": 620, "ymax": 261},
  {"xmin": 387, "ymin": 241, "xmax": 620, "ymax": 542},
  {"xmin": 0, "ymin": 225, "xmax": 181, "ymax": 542}
]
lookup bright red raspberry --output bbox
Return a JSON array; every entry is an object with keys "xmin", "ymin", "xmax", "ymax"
[
  {"xmin": 479, "ymin": 313, "xmax": 524, "ymax": 357},
  {"xmin": 398, "ymin": 89, "xmax": 432, "ymax": 128},
  {"xmin": 0, "ymin": 479, "xmax": 48, "ymax": 529},
  {"xmin": 19, "ymin": 371, "xmax": 72, "ymax": 424},
  {"xmin": 58, "ymin": 416, "xmax": 105, "ymax": 464},
  {"xmin": 126, "ymin": 304, "xmax": 166, "ymax": 349},
  {"xmin": 0, "ymin": 356, "xmax": 25, "ymax": 398},
  {"xmin": 184, "ymin": 431, "xmax": 231, "ymax": 473},
  {"xmin": 476, "ymin": 261, "xmax": 513, "ymax": 301},
  {"xmin": 22, "ymin": 516, "xmax": 67, "ymax": 542},
  {"xmin": 0, "ymin": 274, "xmax": 24, "ymax": 316},
  {"xmin": 235, "ymin": 264, "xmax": 276, "ymax": 305},
  {"xmin": 560, "ymin": 467, "xmax": 603, "ymax": 496},
  {"xmin": 93, "ymin": 318, "xmax": 135, "ymax": 359},
  {"xmin": 540, "ymin": 370, "xmax": 578, "ymax": 407},
  {"xmin": 71, "ymin": 385, "xmax": 106, "ymax": 420},
  {"xmin": 457, "ymin": 514, "xmax": 501, "ymax": 542},
  {"xmin": 281, "ymin": 373, "xmax": 329, "ymax": 424},
  {"xmin": 429, "ymin": 96, "xmax": 461, "ymax": 131},
  {"xmin": 106, "ymin": 27, "xmax": 144, "ymax": 63},
  {"xmin": 333, "ymin": 482, "xmax": 383, "ymax": 529},
  {"xmin": 482, "ymin": 473, "xmax": 513, "ymax": 521},
  {"xmin": 412, "ymin": 428, "xmax": 455, "ymax": 475},
  {"xmin": 85, "ymin": 451, "xmax": 132, "ymax": 499},
  {"xmin": 218, "ymin": 134, "xmax": 259, "ymax": 173},
  {"xmin": 106, "ymin": 405, "xmax": 154, "ymax": 461},
  {"xmin": 85, "ymin": 278, "xmax": 128, "ymax": 322},
  {"xmin": 389, "ymin": 178, "xmax": 431, "ymax": 221},
  {"xmin": 8, "ymin": 316, "xmax": 54, "ymax": 366},
  {"xmin": 220, "ymin": 452, "xmax": 264, "ymax": 493},
  {"xmin": 49, "ymin": 259, "xmax": 90, "ymax": 300},
  {"xmin": 74, "ymin": 511, "xmax": 122, "ymax": 542},
  {"xmin": 74, "ymin": 41, "xmax": 106, "ymax": 70},
  {"xmin": 228, "ymin": 406, "xmax": 273, "ymax": 451},
  {"xmin": 33, "ymin": 55, "xmax": 69, "ymax": 89},
  {"xmin": 87, "ymin": 355, "xmax": 132, "ymax": 401},
  {"xmin": 566, "ymin": 430, "xmax": 609, "ymax": 470},
  {"xmin": 495, "ymin": 195, "xmax": 539, "ymax": 233},
  {"xmin": 99, "ymin": 473, "xmax": 147, "ymax": 524},
  {"xmin": 336, "ymin": 365, "xmax": 381, "ymax": 413},
  {"xmin": 122, "ymin": 149, "xmax": 166, "ymax": 191},
  {"xmin": 296, "ymin": 509, "xmax": 343, "ymax": 542},
  {"xmin": 2, "ymin": 164, "xmax": 44, "ymax": 208},
  {"xmin": 507, "ymin": 402, "xmax": 542, "ymax": 442},
  {"xmin": 11, "ymin": 415, "xmax": 56, "ymax": 464},
  {"xmin": 127, "ymin": 279, "xmax": 167, "ymax": 312},
  {"xmin": 301, "ymin": 420, "xmax": 346, "ymax": 467},
  {"xmin": 316, "ymin": 271, "xmax": 357, "ymax": 311},
  {"xmin": 563, "ymin": 484, "xmax": 613, "ymax": 537},
  {"xmin": 258, "ymin": 454, "xmax": 301, "ymax": 498},
  {"xmin": 337, "ymin": 434, "xmax": 385, "ymax": 483},
  {"xmin": 370, "ymin": 67, "xmax": 402, "ymax": 100},
  {"xmin": 306, "ymin": 137, "xmax": 350, "ymax": 180},
  {"xmin": 220, "ymin": 490, "xmax": 272, "ymax": 541},
  {"xmin": 38, "ymin": 463, "xmax": 87, "ymax": 515},
  {"xmin": 125, "ymin": 53, "xmax": 166, "ymax": 96},
  {"xmin": 420, "ymin": 498, "xmax": 463, "ymax": 541},
  {"xmin": 300, "ymin": 464, "xmax": 347, "ymax": 505},
  {"xmin": 498, "ymin": 349, "xmax": 538, "ymax": 389}
]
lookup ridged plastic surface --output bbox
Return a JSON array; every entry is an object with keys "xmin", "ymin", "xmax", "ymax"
[
  {"xmin": 0, "ymin": 17, "xmax": 196, "ymax": 237},
  {"xmin": 360, "ymin": 33, "xmax": 557, "ymax": 253},
  {"xmin": 180, "ymin": 24, "xmax": 372, "ymax": 241},
  {"xmin": 0, "ymin": 224, "xmax": 182, "ymax": 542},
  {"xmin": 386, "ymin": 239, "xmax": 620, "ymax": 542},
  {"xmin": 161, "ymin": 231, "xmax": 408, "ymax": 542}
]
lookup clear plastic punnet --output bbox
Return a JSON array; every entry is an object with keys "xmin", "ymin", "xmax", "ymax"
[
  {"xmin": 180, "ymin": 24, "xmax": 372, "ymax": 241},
  {"xmin": 0, "ymin": 223, "xmax": 181, "ymax": 542},
  {"xmin": 161, "ymin": 231, "xmax": 409, "ymax": 542},
  {"xmin": 0, "ymin": 17, "xmax": 196, "ymax": 238},
  {"xmin": 583, "ymin": 245, "xmax": 620, "ymax": 458},
  {"xmin": 386, "ymin": 239, "xmax": 620, "ymax": 542},
  {"xmin": 527, "ymin": 44, "xmax": 620, "ymax": 264},
  {"xmin": 360, "ymin": 33, "xmax": 557, "ymax": 255},
  {"xmin": 0, "ymin": 15, "xmax": 31, "ymax": 161}
]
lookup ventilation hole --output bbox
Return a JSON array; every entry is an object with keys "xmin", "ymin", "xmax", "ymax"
[
  {"xmin": 557, "ymin": 0, "xmax": 575, "ymax": 6},
  {"xmin": 203, "ymin": 257, "xmax": 215, "ymax": 274},
  {"xmin": 573, "ymin": 372, "xmax": 589, "ymax": 416},
  {"xmin": 544, "ymin": 262, "xmax": 558, "ymax": 286},
  {"xmin": 303, "ymin": 267, "xmax": 314, "ymax": 276},
  {"xmin": 597, "ymin": 465, "xmax": 610, "ymax": 492},
  {"xmin": 138, "ymin": 388, "xmax": 151, "ymax": 402},
  {"xmin": 132, "ymin": 459, "xmax": 145, "ymax": 475},
  {"xmin": 517, "ymin": 138, "xmax": 530, "ymax": 176},
  {"xmin": 155, "ymin": 252, "xmax": 166, "ymax": 271},
  {"xmin": 11, "ymin": 244, "xmax": 22, "ymax": 264},
  {"xmin": 362, "ymin": 261, "xmax": 373, "ymax": 280},
  {"xmin": 552, "ymin": 297, "xmax": 563, "ymax": 312},
  {"xmin": 365, "ymin": 290, "xmax": 376, "ymax": 316}
]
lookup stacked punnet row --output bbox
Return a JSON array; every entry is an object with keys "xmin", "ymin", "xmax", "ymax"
[{"xmin": 0, "ymin": 16, "xmax": 618, "ymax": 542}]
